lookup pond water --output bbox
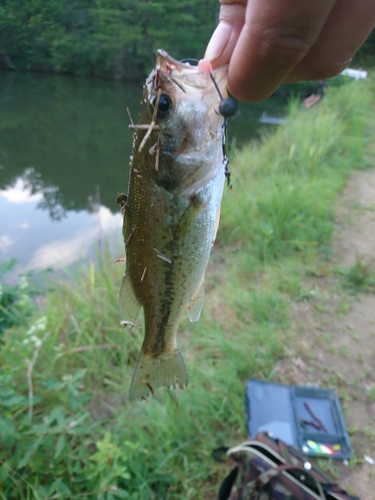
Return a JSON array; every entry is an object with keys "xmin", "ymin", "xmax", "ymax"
[{"xmin": 0, "ymin": 70, "xmax": 286, "ymax": 282}]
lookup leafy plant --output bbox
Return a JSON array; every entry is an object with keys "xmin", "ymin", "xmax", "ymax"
[{"xmin": 0, "ymin": 259, "xmax": 39, "ymax": 335}]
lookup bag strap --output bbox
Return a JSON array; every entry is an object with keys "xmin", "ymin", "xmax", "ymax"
[
  {"xmin": 325, "ymin": 487, "xmax": 360, "ymax": 500},
  {"xmin": 218, "ymin": 466, "xmax": 239, "ymax": 500},
  {"xmin": 254, "ymin": 463, "xmax": 326, "ymax": 499}
]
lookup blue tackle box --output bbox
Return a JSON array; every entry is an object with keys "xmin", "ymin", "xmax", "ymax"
[{"xmin": 246, "ymin": 380, "xmax": 353, "ymax": 459}]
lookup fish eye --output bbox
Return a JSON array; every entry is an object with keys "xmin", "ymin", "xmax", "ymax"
[{"xmin": 150, "ymin": 94, "xmax": 173, "ymax": 120}]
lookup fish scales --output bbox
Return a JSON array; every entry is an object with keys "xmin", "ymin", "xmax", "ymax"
[{"xmin": 119, "ymin": 50, "xmax": 228, "ymax": 401}]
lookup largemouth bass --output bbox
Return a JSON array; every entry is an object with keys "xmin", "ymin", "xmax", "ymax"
[{"xmin": 119, "ymin": 50, "xmax": 228, "ymax": 401}]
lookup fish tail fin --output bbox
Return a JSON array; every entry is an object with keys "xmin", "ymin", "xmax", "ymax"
[{"xmin": 129, "ymin": 349, "xmax": 189, "ymax": 402}]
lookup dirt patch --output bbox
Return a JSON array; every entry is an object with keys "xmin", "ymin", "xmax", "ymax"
[{"xmin": 276, "ymin": 169, "xmax": 375, "ymax": 497}]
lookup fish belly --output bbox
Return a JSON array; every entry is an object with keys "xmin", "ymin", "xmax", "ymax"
[{"xmin": 122, "ymin": 166, "xmax": 224, "ymax": 401}]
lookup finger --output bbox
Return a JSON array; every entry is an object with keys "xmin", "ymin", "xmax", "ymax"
[
  {"xmin": 285, "ymin": 0, "xmax": 375, "ymax": 82},
  {"xmin": 204, "ymin": 1, "xmax": 246, "ymax": 69},
  {"xmin": 227, "ymin": 0, "xmax": 336, "ymax": 101}
]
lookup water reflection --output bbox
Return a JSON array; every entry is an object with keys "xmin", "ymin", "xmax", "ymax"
[{"xmin": 0, "ymin": 175, "xmax": 122, "ymax": 280}]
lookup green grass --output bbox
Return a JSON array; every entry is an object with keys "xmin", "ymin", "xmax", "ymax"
[
  {"xmin": 0, "ymin": 77, "xmax": 374, "ymax": 499},
  {"xmin": 220, "ymin": 83, "xmax": 372, "ymax": 259}
]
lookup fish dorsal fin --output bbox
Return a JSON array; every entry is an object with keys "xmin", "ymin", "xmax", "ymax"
[
  {"xmin": 119, "ymin": 273, "xmax": 142, "ymax": 322},
  {"xmin": 186, "ymin": 283, "xmax": 204, "ymax": 322}
]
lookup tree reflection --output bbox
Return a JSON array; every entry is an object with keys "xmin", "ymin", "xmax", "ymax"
[{"xmin": 18, "ymin": 168, "xmax": 65, "ymax": 221}]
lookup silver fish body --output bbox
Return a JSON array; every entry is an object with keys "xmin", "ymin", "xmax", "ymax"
[{"xmin": 119, "ymin": 50, "xmax": 227, "ymax": 401}]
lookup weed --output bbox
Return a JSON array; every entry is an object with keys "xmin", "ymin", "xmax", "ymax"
[
  {"xmin": 336, "ymin": 300, "xmax": 350, "ymax": 314},
  {"xmin": 336, "ymin": 257, "xmax": 375, "ymax": 293},
  {"xmin": 367, "ymin": 386, "xmax": 375, "ymax": 403}
]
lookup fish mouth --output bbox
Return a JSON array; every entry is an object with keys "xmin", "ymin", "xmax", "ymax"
[
  {"xmin": 156, "ymin": 50, "xmax": 195, "ymax": 76},
  {"xmin": 155, "ymin": 49, "xmax": 228, "ymax": 97}
]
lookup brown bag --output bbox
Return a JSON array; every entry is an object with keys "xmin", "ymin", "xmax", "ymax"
[{"xmin": 216, "ymin": 432, "xmax": 359, "ymax": 500}]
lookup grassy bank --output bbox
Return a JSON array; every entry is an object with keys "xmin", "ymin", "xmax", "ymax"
[{"xmin": 0, "ymin": 78, "xmax": 374, "ymax": 499}]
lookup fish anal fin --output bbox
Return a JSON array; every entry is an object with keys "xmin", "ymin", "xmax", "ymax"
[
  {"xmin": 129, "ymin": 349, "xmax": 189, "ymax": 402},
  {"xmin": 186, "ymin": 283, "xmax": 204, "ymax": 322},
  {"xmin": 119, "ymin": 273, "xmax": 141, "ymax": 323}
]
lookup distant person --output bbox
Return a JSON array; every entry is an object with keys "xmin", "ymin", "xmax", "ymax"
[
  {"xmin": 204, "ymin": 0, "xmax": 375, "ymax": 102},
  {"xmin": 316, "ymin": 80, "xmax": 327, "ymax": 97},
  {"xmin": 303, "ymin": 80, "xmax": 327, "ymax": 108}
]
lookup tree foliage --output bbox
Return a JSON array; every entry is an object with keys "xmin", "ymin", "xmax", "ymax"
[
  {"xmin": 0, "ymin": 2, "xmax": 374, "ymax": 79},
  {"xmin": 352, "ymin": 28, "xmax": 375, "ymax": 66},
  {"xmin": 0, "ymin": 0, "xmax": 218, "ymax": 79}
]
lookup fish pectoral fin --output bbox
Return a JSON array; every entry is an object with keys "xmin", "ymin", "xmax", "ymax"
[
  {"xmin": 186, "ymin": 283, "xmax": 204, "ymax": 322},
  {"xmin": 129, "ymin": 350, "xmax": 189, "ymax": 402},
  {"xmin": 213, "ymin": 204, "xmax": 222, "ymax": 242},
  {"xmin": 119, "ymin": 273, "xmax": 142, "ymax": 323}
]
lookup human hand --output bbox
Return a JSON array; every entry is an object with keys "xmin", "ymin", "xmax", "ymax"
[{"xmin": 205, "ymin": 0, "xmax": 375, "ymax": 101}]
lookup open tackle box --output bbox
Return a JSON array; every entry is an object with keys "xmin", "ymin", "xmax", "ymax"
[{"xmin": 246, "ymin": 380, "xmax": 353, "ymax": 459}]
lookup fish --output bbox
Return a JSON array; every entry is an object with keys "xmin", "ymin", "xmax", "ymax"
[{"xmin": 119, "ymin": 49, "xmax": 228, "ymax": 401}]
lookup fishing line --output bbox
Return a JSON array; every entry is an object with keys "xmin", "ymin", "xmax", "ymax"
[
  {"xmin": 209, "ymin": 72, "xmax": 224, "ymax": 101},
  {"xmin": 222, "ymin": 119, "xmax": 232, "ymax": 189},
  {"xmin": 179, "ymin": 58, "xmax": 200, "ymax": 65},
  {"xmin": 209, "ymin": 71, "xmax": 237, "ymax": 189}
]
